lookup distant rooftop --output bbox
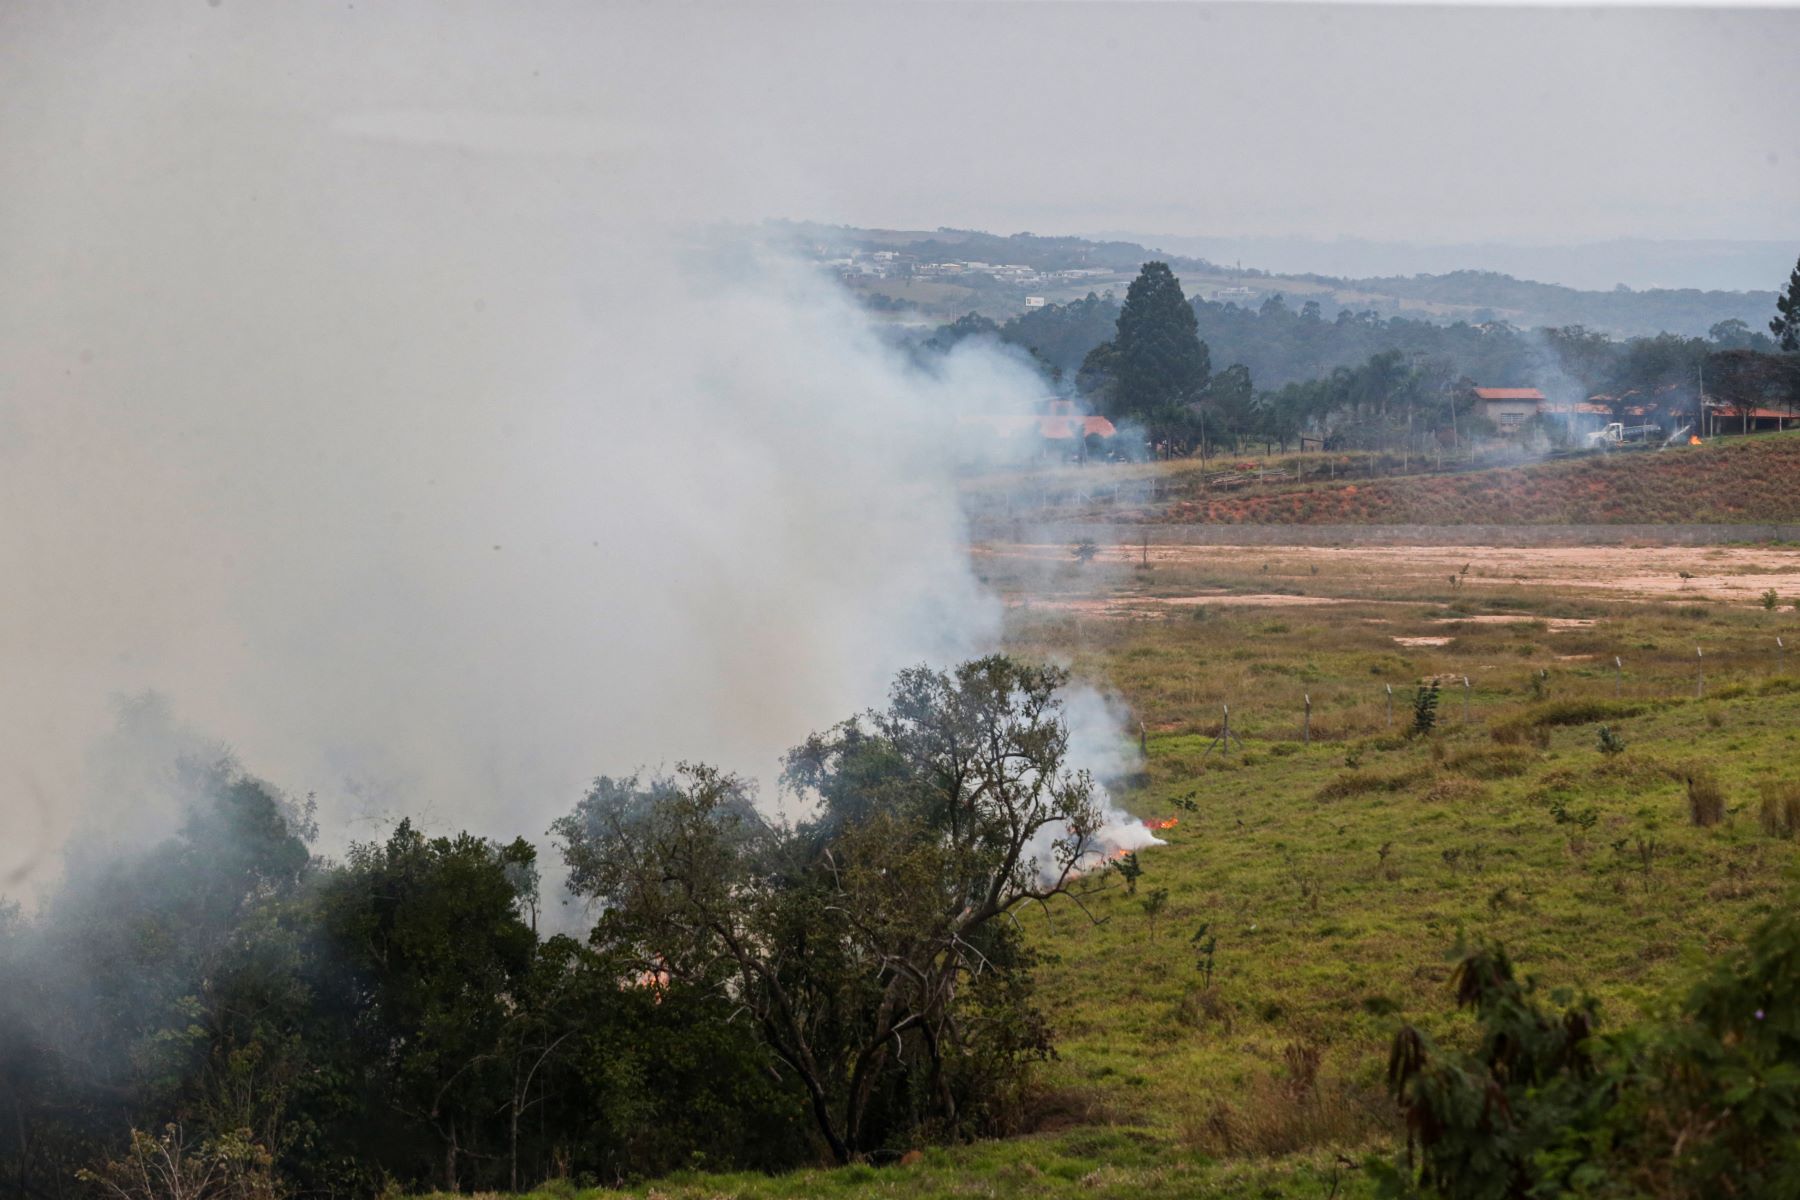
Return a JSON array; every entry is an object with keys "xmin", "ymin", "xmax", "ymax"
[{"xmin": 1473, "ymin": 387, "xmax": 1546, "ymax": 401}]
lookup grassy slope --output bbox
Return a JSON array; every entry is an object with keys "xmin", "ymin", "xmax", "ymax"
[
  {"xmin": 1158, "ymin": 431, "xmax": 1800, "ymax": 526},
  {"xmin": 966, "ymin": 431, "xmax": 1800, "ymax": 527},
  {"xmin": 450, "ymin": 571, "xmax": 1800, "ymax": 1200}
]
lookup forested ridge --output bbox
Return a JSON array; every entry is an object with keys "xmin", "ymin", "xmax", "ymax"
[{"xmin": 921, "ymin": 260, "xmax": 1800, "ymax": 459}]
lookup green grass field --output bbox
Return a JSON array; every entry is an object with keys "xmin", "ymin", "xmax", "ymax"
[{"xmin": 436, "ymin": 544, "xmax": 1800, "ymax": 1200}]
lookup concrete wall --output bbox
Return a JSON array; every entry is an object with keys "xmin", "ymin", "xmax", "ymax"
[{"xmin": 973, "ymin": 522, "xmax": 1800, "ymax": 547}]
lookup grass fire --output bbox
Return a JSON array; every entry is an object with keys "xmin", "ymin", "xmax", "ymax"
[{"xmin": 4, "ymin": 5, "xmax": 1799, "ymax": 1200}]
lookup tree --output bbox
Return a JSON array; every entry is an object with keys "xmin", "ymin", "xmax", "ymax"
[
  {"xmin": 1705, "ymin": 348, "xmax": 1800, "ymax": 426},
  {"xmin": 1081, "ymin": 263, "xmax": 1210, "ymax": 429},
  {"xmin": 554, "ymin": 657, "xmax": 1104, "ymax": 1164},
  {"xmin": 312, "ymin": 823, "xmax": 538, "ymax": 1190},
  {"xmin": 1707, "ymin": 318, "xmax": 1763, "ymax": 350},
  {"xmin": 1771, "ymin": 254, "xmax": 1800, "ymax": 352},
  {"xmin": 1200, "ymin": 363, "xmax": 1257, "ymax": 449}
]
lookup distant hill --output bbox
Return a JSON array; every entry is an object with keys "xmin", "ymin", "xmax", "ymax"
[
  {"xmin": 1092, "ymin": 232, "xmax": 1797, "ymax": 295},
  {"xmin": 774, "ymin": 223, "xmax": 1779, "ymax": 339}
]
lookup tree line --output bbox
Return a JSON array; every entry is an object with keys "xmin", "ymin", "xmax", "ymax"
[
  {"xmin": 922, "ymin": 254, "xmax": 1800, "ymax": 458},
  {"xmin": 0, "ymin": 658, "xmax": 1105, "ymax": 1198}
]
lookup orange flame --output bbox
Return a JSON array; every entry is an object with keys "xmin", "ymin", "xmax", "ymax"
[
  {"xmin": 1142, "ymin": 816, "xmax": 1179, "ymax": 831},
  {"xmin": 630, "ymin": 965, "xmax": 670, "ymax": 1002},
  {"xmin": 1689, "ymin": 435, "xmax": 1703, "ymax": 446}
]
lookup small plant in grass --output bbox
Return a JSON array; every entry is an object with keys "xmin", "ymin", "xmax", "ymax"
[
  {"xmin": 1139, "ymin": 887, "xmax": 1169, "ymax": 938},
  {"xmin": 1762, "ymin": 588, "xmax": 1780, "ymax": 611},
  {"xmin": 1548, "ymin": 798, "xmax": 1599, "ymax": 831},
  {"xmin": 1113, "ymin": 851, "xmax": 1143, "ymax": 895},
  {"xmin": 1282, "ymin": 852, "xmax": 1322, "ymax": 913},
  {"xmin": 1596, "ymin": 725, "xmax": 1626, "ymax": 756},
  {"xmin": 1528, "ymin": 669, "xmax": 1549, "ymax": 701},
  {"xmin": 1685, "ymin": 773, "xmax": 1726, "ymax": 827},
  {"xmin": 1071, "ymin": 539, "xmax": 1100, "ymax": 564},
  {"xmin": 1191, "ymin": 921, "xmax": 1218, "ymax": 988},
  {"xmin": 1343, "ymin": 747, "xmax": 1364, "ymax": 769}
]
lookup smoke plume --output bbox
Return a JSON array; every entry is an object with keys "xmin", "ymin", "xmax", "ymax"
[{"xmin": 0, "ymin": 8, "xmax": 1137, "ymax": 894}]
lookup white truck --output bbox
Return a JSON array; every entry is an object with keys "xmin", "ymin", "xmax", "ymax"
[{"xmin": 1584, "ymin": 422, "xmax": 1662, "ymax": 449}]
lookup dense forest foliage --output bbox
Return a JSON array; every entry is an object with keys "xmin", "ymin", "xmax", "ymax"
[{"xmin": 0, "ymin": 660, "xmax": 1106, "ymax": 1198}]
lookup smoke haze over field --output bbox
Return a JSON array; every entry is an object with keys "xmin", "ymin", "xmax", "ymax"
[
  {"xmin": 4, "ymin": 2, "xmax": 1789, "ymax": 885},
  {"xmin": 0, "ymin": 6, "xmax": 1105, "ymax": 889}
]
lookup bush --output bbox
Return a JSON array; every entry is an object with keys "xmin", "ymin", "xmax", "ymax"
[
  {"xmin": 1491, "ymin": 699, "xmax": 1646, "ymax": 746},
  {"xmin": 1410, "ymin": 680, "xmax": 1442, "ymax": 738},
  {"xmin": 1314, "ymin": 766, "xmax": 1430, "ymax": 802},
  {"xmin": 1176, "ymin": 1043, "xmax": 1388, "ymax": 1158},
  {"xmin": 1758, "ymin": 782, "xmax": 1800, "ymax": 839},
  {"xmin": 1445, "ymin": 746, "xmax": 1536, "ymax": 779},
  {"xmin": 1378, "ymin": 902, "xmax": 1800, "ymax": 1198},
  {"xmin": 78, "ymin": 1126, "xmax": 279, "ymax": 1200},
  {"xmin": 1686, "ymin": 771, "xmax": 1727, "ymax": 827}
]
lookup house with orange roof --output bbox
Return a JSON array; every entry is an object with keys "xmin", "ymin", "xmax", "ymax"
[{"xmin": 1472, "ymin": 387, "xmax": 1547, "ymax": 435}]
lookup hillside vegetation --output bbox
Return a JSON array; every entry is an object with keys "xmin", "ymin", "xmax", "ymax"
[
  {"xmin": 787, "ymin": 224, "xmax": 1775, "ymax": 337},
  {"xmin": 1120, "ymin": 432, "xmax": 1800, "ymax": 526},
  {"xmin": 453, "ymin": 550, "xmax": 1800, "ymax": 1199}
]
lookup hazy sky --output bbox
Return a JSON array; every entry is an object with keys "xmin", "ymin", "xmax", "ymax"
[{"xmin": 4, "ymin": 3, "xmax": 1796, "ymax": 250}]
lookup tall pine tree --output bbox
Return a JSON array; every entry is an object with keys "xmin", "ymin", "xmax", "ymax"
[
  {"xmin": 1772, "ymin": 254, "xmax": 1800, "ymax": 352},
  {"xmin": 1080, "ymin": 262, "xmax": 1210, "ymax": 420}
]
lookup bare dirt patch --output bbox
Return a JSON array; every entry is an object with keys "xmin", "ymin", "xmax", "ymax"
[
  {"xmin": 981, "ymin": 542, "xmax": 1800, "ymax": 604},
  {"xmin": 1432, "ymin": 616, "xmax": 1596, "ymax": 631}
]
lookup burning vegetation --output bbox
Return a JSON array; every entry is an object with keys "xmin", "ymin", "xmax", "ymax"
[{"xmin": 0, "ymin": 657, "xmax": 1157, "ymax": 1194}]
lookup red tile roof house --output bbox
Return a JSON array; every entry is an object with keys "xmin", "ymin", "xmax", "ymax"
[{"xmin": 1472, "ymin": 387, "xmax": 1547, "ymax": 434}]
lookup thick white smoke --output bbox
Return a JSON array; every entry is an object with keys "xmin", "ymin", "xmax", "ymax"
[{"xmin": 0, "ymin": 9, "xmax": 1142, "ymax": 894}]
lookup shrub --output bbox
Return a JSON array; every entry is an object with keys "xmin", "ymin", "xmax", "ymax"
[
  {"xmin": 1762, "ymin": 587, "xmax": 1780, "ymax": 611},
  {"xmin": 1314, "ymin": 766, "xmax": 1429, "ymax": 802},
  {"xmin": 77, "ymin": 1126, "xmax": 279, "ymax": 1200},
  {"xmin": 1112, "ymin": 851, "xmax": 1144, "ymax": 895},
  {"xmin": 1758, "ymin": 782, "xmax": 1800, "ymax": 839},
  {"xmin": 1378, "ymin": 901, "xmax": 1800, "ymax": 1198},
  {"xmin": 1686, "ymin": 772, "xmax": 1726, "ymax": 827},
  {"xmin": 1423, "ymin": 777, "xmax": 1489, "ymax": 806},
  {"xmin": 1176, "ymin": 1044, "xmax": 1388, "ymax": 1158},
  {"xmin": 1445, "ymin": 746, "xmax": 1535, "ymax": 779},
  {"xmin": 1492, "ymin": 699, "xmax": 1645, "ymax": 745},
  {"xmin": 1410, "ymin": 680, "xmax": 1441, "ymax": 738},
  {"xmin": 1174, "ymin": 983, "xmax": 1233, "ymax": 1032},
  {"xmin": 1596, "ymin": 725, "xmax": 1626, "ymax": 756}
]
